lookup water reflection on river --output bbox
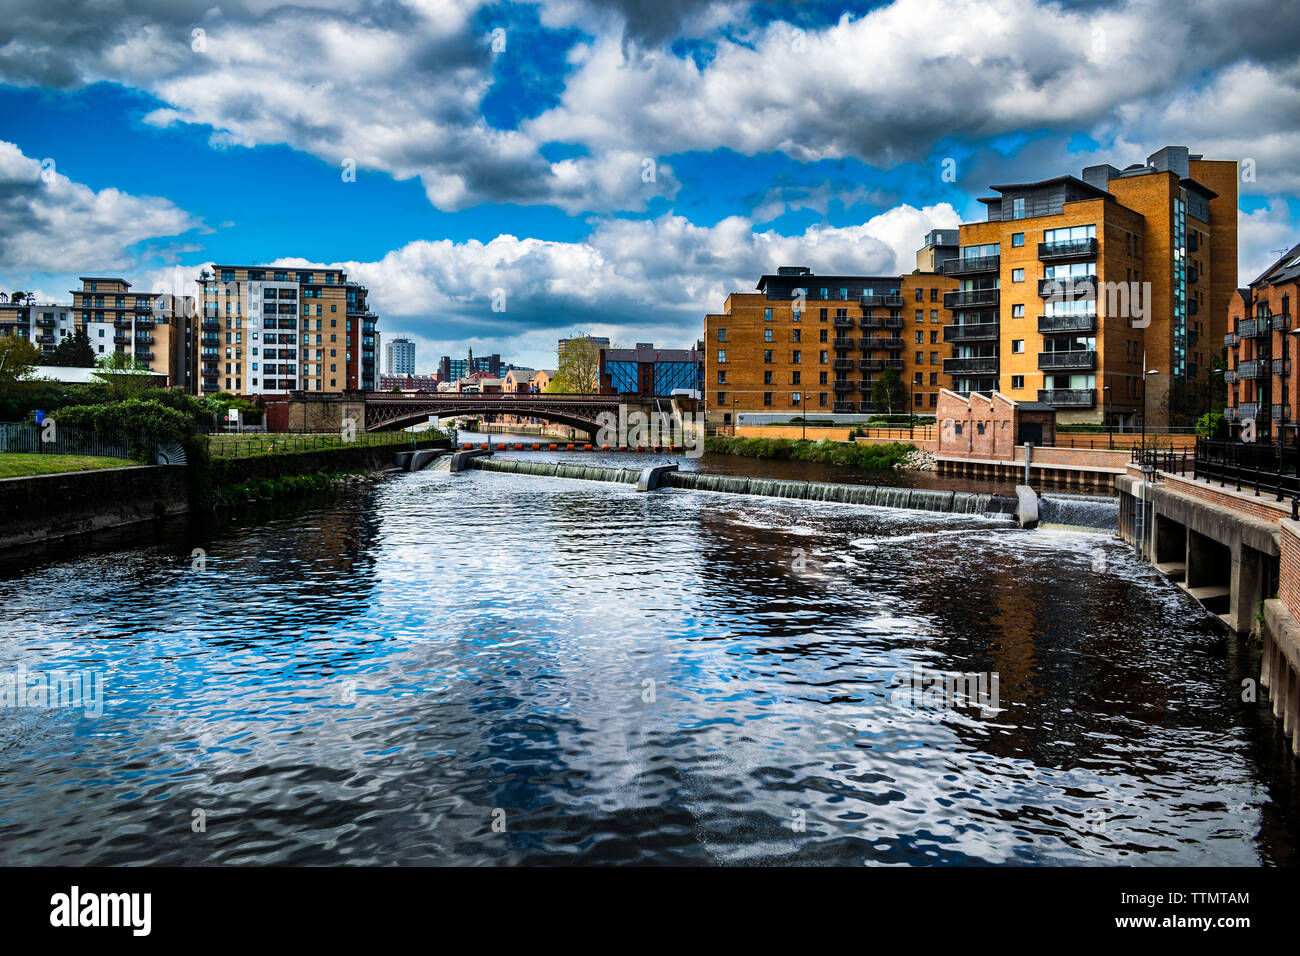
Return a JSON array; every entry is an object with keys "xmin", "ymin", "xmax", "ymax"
[{"xmin": 0, "ymin": 460, "xmax": 1293, "ymax": 865}]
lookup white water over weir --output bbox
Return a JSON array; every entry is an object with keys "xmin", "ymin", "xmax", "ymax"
[{"xmin": 467, "ymin": 457, "xmax": 1019, "ymax": 519}]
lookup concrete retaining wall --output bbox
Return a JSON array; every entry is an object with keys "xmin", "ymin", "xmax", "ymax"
[{"xmin": 0, "ymin": 465, "xmax": 190, "ymax": 551}]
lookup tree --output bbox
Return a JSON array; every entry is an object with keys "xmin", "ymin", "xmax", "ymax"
[
  {"xmin": 93, "ymin": 351, "xmax": 156, "ymax": 402},
  {"xmin": 553, "ymin": 333, "xmax": 602, "ymax": 392},
  {"xmin": 871, "ymin": 366, "xmax": 907, "ymax": 417},
  {"xmin": 51, "ymin": 328, "xmax": 96, "ymax": 367},
  {"xmin": 0, "ymin": 335, "xmax": 43, "ymax": 393}
]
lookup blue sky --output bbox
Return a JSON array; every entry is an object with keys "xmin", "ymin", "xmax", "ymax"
[{"xmin": 1, "ymin": 0, "xmax": 1297, "ymax": 370}]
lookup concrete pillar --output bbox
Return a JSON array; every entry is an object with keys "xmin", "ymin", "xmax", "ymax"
[{"xmin": 1229, "ymin": 547, "xmax": 1263, "ymax": 634}]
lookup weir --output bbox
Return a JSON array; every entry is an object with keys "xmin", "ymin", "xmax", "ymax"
[
  {"xmin": 1038, "ymin": 493, "xmax": 1120, "ymax": 531},
  {"xmin": 466, "ymin": 457, "xmax": 1017, "ymax": 518}
]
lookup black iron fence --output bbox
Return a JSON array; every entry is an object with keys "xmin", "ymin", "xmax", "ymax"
[
  {"xmin": 0, "ymin": 422, "xmax": 149, "ymax": 460},
  {"xmin": 1133, "ymin": 438, "xmax": 1300, "ymax": 503}
]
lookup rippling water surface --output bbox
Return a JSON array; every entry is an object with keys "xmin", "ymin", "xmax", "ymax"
[{"xmin": 0, "ymin": 461, "xmax": 1295, "ymax": 865}]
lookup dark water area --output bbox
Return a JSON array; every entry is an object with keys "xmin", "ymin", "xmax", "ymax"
[{"xmin": 0, "ymin": 463, "xmax": 1294, "ymax": 866}]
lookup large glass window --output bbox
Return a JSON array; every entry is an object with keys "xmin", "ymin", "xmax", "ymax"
[{"xmin": 1044, "ymin": 224, "xmax": 1096, "ymax": 242}]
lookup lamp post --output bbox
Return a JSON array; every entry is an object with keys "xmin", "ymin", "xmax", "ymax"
[
  {"xmin": 1141, "ymin": 358, "xmax": 1159, "ymax": 456},
  {"xmin": 1102, "ymin": 385, "xmax": 1112, "ymax": 449}
]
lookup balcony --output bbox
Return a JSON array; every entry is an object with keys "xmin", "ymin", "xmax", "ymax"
[
  {"xmin": 134, "ymin": 334, "xmax": 153, "ymax": 345},
  {"xmin": 1188, "ymin": 233, "xmax": 1199, "ymax": 252},
  {"xmin": 944, "ymin": 289, "xmax": 1000, "ymax": 309},
  {"xmin": 35, "ymin": 316, "xmax": 56, "ymax": 328},
  {"xmin": 1224, "ymin": 407, "xmax": 1239, "ymax": 421},
  {"xmin": 1187, "ymin": 299, "xmax": 1199, "ymax": 316},
  {"xmin": 1038, "ymin": 313, "xmax": 1097, "ymax": 334},
  {"xmin": 1225, "ymin": 332, "xmax": 1239, "ymax": 347},
  {"xmin": 201, "ymin": 319, "xmax": 220, "ymax": 331},
  {"xmin": 135, "ymin": 349, "xmax": 154, "ymax": 362},
  {"xmin": 1271, "ymin": 315, "xmax": 1290, "ymax": 332},
  {"xmin": 1273, "ymin": 404, "xmax": 1293, "ymax": 422},
  {"xmin": 833, "ymin": 402, "xmax": 854, "ymax": 413},
  {"xmin": 833, "ymin": 315, "xmax": 855, "ymax": 328},
  {"xmin": 943, "ymin": 356, "xmax": 999, "ymax": 375},
  {"xmin": 1275, "ymin": 359, "xmax": 1292, "ymax": 376},
  {"xmin": 859, "ymin": 358, "xmax": 884, "ymax": 372},
  {"xmin": 860, "ymin": 293, "xmax": 903, "ymax": 308},
  {"xmin": 943, "ymin": 254, "xmax": 1000, "ymax": 276},
  {"xmin": 832, "ymin": 337, "xmax": 854, "ymax": 349},
  {"xmin": 113, "ymin": 334, "xmax": 130, "ymax": 345},
  {"xmin": 1037, "ymin": 238, "xmax": 1098, "ymax": 261},
  {"xmin": 1224, "ymin": 370, "xmax": 1239, "ymax": 384},
  {"xmin": 1188, "ymin": 267, "xmax": 1199, "ymax": 284},
  {"xmin": 1038, "ymin": 276, "xmax": 1096, "ymax": 298},
  {"xmin": 201, "ymin": 334, "xmax": 220, "ymax": 346},
  {"xmin": 36, "ymin": 333, "xmax": 54, "ymax": 344},
  {"xmin": 1237, "ymin": 360, "xmax": 1269, "ymax": 380},
  {"xmin": 1038, "ymin": 388, "xmax": 1096, "ymax": 408},
  {"xmin": 943, "ymin": 322, "xmax": 999, "ymax": 342},
  {"xmin": 879, "ymin": 316, "xmax": 904, "ymax": 329},
  {"xmin": 114, "ymin": 318, "xmax": 130, "ymax": 329},
  {"xmin": 1037, "ymin": 350, "xmax": 1097, "ymax": 371},
  {"xmin": 883, "ymin": 359, "xmax": 905, "ymax": 371},
  {"xmin": 832, "ymin": 359, "xmax": 855, "ymax": 371},
  {"xmin": 857, "ymin": 380, "xmax": 875, "ymax": 392},
  {"xmin": 858, "ymin": 402, "xmax": 875, "ymax": 414},
  {"xmin": 1238, "ymin": 402, "xmax": 1262, "ymax": 421},
  {"xmin": 1238, "ymin": 317, "xmax": 1269, "ymax": 338},
  {"xmin": 881, "ymin": 338, "xmax": 905, "ymax": 350},
  {"xmin": 859, "ymin": 337, "xmax": 886, "ymax": 350}
]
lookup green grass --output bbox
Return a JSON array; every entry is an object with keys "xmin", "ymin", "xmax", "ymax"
[
  {"xmin": 207, "ymin": 431, "xmax": 442, "ymax": 458},
  {"xmin": 0, "ymin": 453, "xmax": 135, "ymax": 478}
]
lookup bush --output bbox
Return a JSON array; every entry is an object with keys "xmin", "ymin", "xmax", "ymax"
[
  {"xmin": 1196, "ymin": 410, "xmax": 1226, "ymax": 439},
  {"xmin": 704, "ymin": 435, "xmax": 911, "ymax": 470}
]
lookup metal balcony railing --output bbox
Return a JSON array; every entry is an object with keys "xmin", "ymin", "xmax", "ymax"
[
  {"xmin": 1037, "ymin": 237, "xmax": 1098, "ymax": 261},
  {"xmin": 942, "ymin": 254, "xmax": 1000, "ymax": 276},
  {"xmin": 1038, "ymin": 276, "xmax": 1097, "ymax": 298},
  {"xmin": 943, "ymin": 323, "xmax": 999, "ymax": 342},
  {"xmin": 942, "ymin": 356, "xmax": 999, "ymax": 375},
  {"xmin": 859, "ymin": 293, "xmax": 903, "ymax": 307},
  {"xmin": 1038, "ymin": 313, "xmax": 1097, "ymax": 334},
  {"xmin": 944, "ymin": 289, "xmax": 1000, "ymax": 309},
  {"xmin": 1037, "ymin": 350, "xmax": 1097, "ymax": 371},
  {"xmin": 1038, "ymin": 388, "xmax": 1096, "ymax": 407}
]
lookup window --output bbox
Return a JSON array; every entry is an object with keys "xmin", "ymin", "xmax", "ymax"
[
  {"xmin": 764, "ymin": 328, "xmax": 773, "ymax": 342},
  {"xmin": 820, "ymin": 308, "xmax": 828, "ymax": 321},
  {"xmin": 930, "ymin": 288, "xmax": 938, "ymax": 302},
  {"xmin": 915, "ymin": 331, "xmax": 924, "ymax": 344},
  {"xmin": 915, "ymin": 288, "xmax": 924, "ymax": 301},
  {"xmin": 1012, "ymin": 233, "xmax": 1024, "ymax": 247},
  {"xmin": 791, "ymin": 392, "xmax": 801, "ymax": 406},
  {"xmin": 931, "ymin": 310, "xmax": 939, "ymax": 322},
  {"xmin": 930, "ymin": 351, "xmax": 938, "ymax": 364},
  {"xmin": 791, "ymin": 329, "xmax": 801, "ymax": 343},
  {"xmin": 791, "ymin": 371, "xmax": 801, "ymax": 385},
  {"xmin": 929, "ymin": 393, "xmax": 938, "ymax": 408},
  {"xmin": 717, "ymin": 371, "xmax": 726, "ymax": 384},
  {"xmin": 955, "ymin": 423, "xmax": 963, "ymax": 435},
  {"xmin": 764, "ymin": 308, "xmax": 773, "ymax": 321},
  {"xmin": 1012, "ymin": 269, "xmax": 1025, "ymax": 282},
  {"xmin": 1011, "ymin": 375, "xmax": 1024, "ymax": 389},
  {"xmin": 792, "ymin": 309, "xmax": 801, "ymax": 322},
  {"xmin": 717, "ymin": 349, "xmax": 726, "ymax": 363},
  {"xmin": 819, "ymin": 371, "xmax": 828, "ymax": 384},
  {"xmin": 1012, "ymin": 339, "xmax": 1024, "ymax": 353},
  {"xmin": 914, "ymin": 393, "xmax": 922, "ymax": 407},
  {"xmin": 819, "ymin": 350, "xmax": 828, "ymax": 363},
  {"xmin": 930, "ymin": 331, "xmax": 939, "ymax": 344},
  {"xmin": 930, "ymin": 372, "xmax": 938, "ymax": 386},
  {"xmin": 819, "ymin": 393, "xmax": 828, "ymax": 407},
  {"xmin": 914, "ymin": 372, "xmax": 923, "ymax": 386},
  {"xmin": 763, "ymin": 392, "xmax": 773, "ymax": 406},
  {"xmin": 1012, "ymin": 197, "xmax": 1025, "ymax": 219},
  {"xmin": 791, "ymin": 350, "xmax": 801, "ymax": 364},
  {"xmin": 977, "ymin": 423, "xmax": 985, "ymax": 435},
  {"xmin": 717, "ymin": 392, "xmax": 727, "ymax": 405},
  {"xmin": 915, "ymin": 351, "xmax": 923, "ymax": 363},
  {"xmin": 717, "ymin": 328, "xmax": 727, "ymax": 342},
  {"xmin": 1012, "ymin": 304, "xmax": 1025, "ymax": 318},
  {"xmin": 764, "ymin": 370, "xmax": 773, "ymax": 385},
  {"xmin": 916, "ymin": 310, "xmax": 924, "ymax": 323},
  {"xmin": 819, "ymin": 329, "xmax": 828, "ymax": 343},
  {"xmin": 764, "ymin": 350, "xmax": 773, "ymax": 364}
]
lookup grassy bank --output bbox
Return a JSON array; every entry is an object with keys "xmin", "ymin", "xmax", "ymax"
[
  {"xmin": 212, "ymin": 471, "xmax": 377, "ymax": 507},
  {"xmin": 0, "ymin": 453, "xmax": 134, "ymax": 478},
  {"xmin": 704, "ymin": 436, "xmax": 913, "ymax": 470}
]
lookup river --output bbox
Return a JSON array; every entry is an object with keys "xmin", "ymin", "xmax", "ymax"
[{"xmin": 0, "ymin": 450, "xmax": 1295, "ymax": 865}]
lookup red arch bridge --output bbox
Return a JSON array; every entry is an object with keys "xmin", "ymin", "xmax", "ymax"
[{"xmin": 364, "ymin": 392, "xmax": 680, "ymax": 437}]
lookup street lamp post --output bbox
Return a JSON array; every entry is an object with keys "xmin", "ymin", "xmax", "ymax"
[
  {"xmin": 1102, "ymin": 385, "xmax": 1112, "ymax": 449},
  {"xmin": 1141, "ymin": 358, "xmax": 1159, "ymax": 456}
]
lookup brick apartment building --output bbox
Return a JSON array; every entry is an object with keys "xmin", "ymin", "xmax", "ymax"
[
  {"xmin": 1224, "ymin": 240, "xmax": 1300, "ymax": 440},
  {"xmin": 703, "ymin": 259, "xmax": 956, "ymax": 427}
]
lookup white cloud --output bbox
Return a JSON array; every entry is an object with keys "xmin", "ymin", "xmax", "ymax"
[
  {"xmin": 1238, "ymin": 202, "xmax": 1297, "ymax": 283},
  {"xmin": 0, "ymin": 141, "xmax": 199, "ymax": 277}
]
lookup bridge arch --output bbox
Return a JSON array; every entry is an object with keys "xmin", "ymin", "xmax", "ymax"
[{"xmin": 373, "ymin": 404, "xmax": 602, "ymax": 438}]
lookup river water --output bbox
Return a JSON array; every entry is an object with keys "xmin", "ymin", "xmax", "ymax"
[{"xmin": 0, "ymin": 452, "xmax": 1295, "ymax": 865}]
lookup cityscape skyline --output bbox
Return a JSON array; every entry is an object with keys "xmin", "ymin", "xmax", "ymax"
[{"xmin": 2, "ymin": 0, "xmax": 1298, "ymax": 373}]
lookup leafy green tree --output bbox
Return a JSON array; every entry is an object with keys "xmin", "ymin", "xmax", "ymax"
[
  {"xmin": 0, "ymin": 335, "xmax": 43, "ymax": 393},
  {"xmin": 871, "ymin": 366, "xmax": 907, "ymax": 417},
  {"xmin": 553, "ymin": 333, "xmax": 602, "ymax": 392},
  {"xmin": 93, "ymin": 351, "xmax": 156, "ymax": 402},
  {"xmin": 52, "ymin": 328, "xmax": 96, "ymax": 367}
]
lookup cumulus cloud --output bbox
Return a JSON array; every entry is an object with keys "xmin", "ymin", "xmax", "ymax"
[
  {"xmin": 0, "ymin": 141, "xmax": 199, "ymax": 276},
  {"xmin": 288, "ymin": 202, "xmax": 960, "ymax": 368}
]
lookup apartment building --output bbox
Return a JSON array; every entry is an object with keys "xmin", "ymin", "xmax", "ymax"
[
  {"xmin": 0, "ymin": 299, "xmax": 76, "ymax": 362},
  {"xmin": 439, "ymin": 353, "xmax": 503, "ymax": 380},
  {"xmin": 63, "ymin": 278, "xmax": 194, "ymax": 388},
  {"xmin": 385, "ymin": 337, "xmax": 416, "ymax": 376},
  {"xmin": 942, "ymin": 145, "xmax": 1237, "ymax": 426},
  {"xmin": 1224, "ymin": 240, "xmax": 1300, "ymax": 440},
  {"xmin": 703, "ymin": 265, "xmax": 957, "ymax": 426},
  {"xmin": 198, "ymin": 265, "xmax": 378, "ymax": 396}
]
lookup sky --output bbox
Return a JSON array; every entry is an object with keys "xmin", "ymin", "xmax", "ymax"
[{"xmin": 1, "ymin": 0, "xmax": 1298, "ymax": 372}]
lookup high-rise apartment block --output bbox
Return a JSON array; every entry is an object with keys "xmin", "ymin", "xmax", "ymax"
[
  {"xmin": 385, "ymin": 337, "xmax": 416, "ymax": 376},
  {"xmin": 944, "ymin": 145, "xmax": 1236, "ymax": 425},
  {"xmin": 198, "ymin": 265, "xmax": 378, "ymax": 395},
  {"xmin": 70, "ymin": 278, "xmax": 194, "ymax": 388}
]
